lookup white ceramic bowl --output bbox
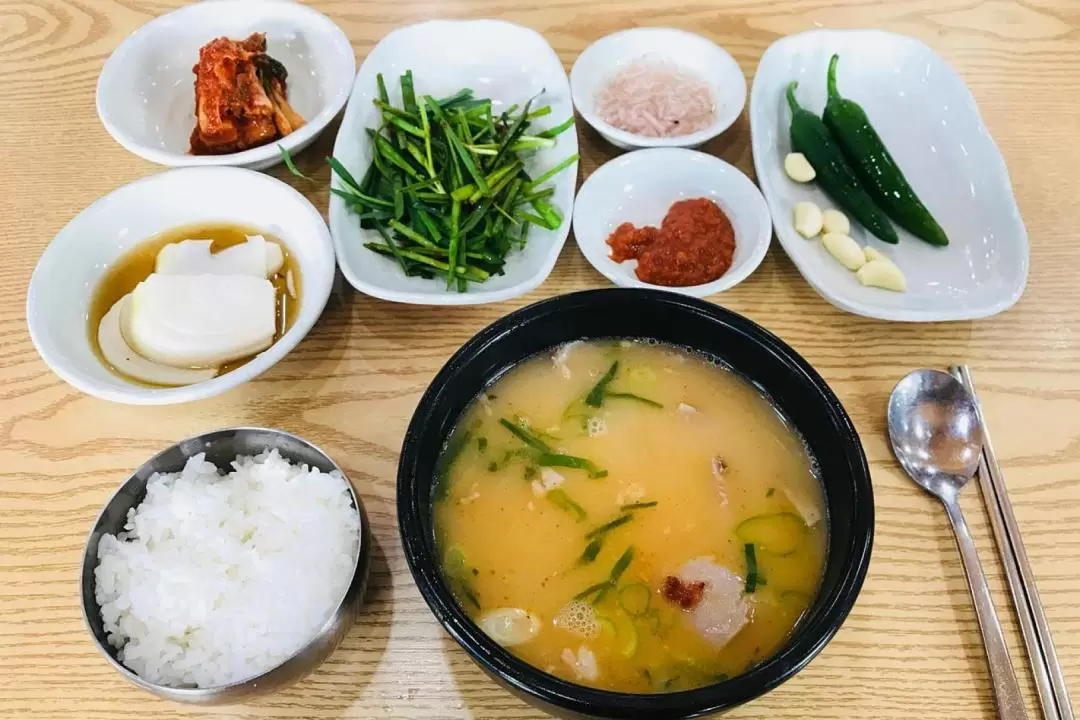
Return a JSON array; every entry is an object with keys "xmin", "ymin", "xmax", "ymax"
[
  {"xmin": 573, "ymin": 148, "xmax": 771, "ymax": 297},
  {"xmin": 329, "ymin": 19, "xmax": 579, "ymax": 305},
  {"xmin": 750, "ymin": 29, "xmax": 1029, "ymax": 322},
  {"xmin": 96, "ymin": 0, "xmax": 355, "ymax": 171},
  {"xmin": 570, "ymin": 28, "xmax": 747, "ymax": 150},
  {"xmin": 27, "ymin": 167, "xmax": 336, "ymax": 405}
]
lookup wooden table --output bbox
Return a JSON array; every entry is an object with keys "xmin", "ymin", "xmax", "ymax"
[{"xmin": 3, "ymin": 1, "xmax": 1079, "ymax": 718}]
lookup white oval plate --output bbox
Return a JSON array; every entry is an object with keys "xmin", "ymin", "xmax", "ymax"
[
  {"xmin": 26, "ymin": 167, "xmax": 336, "ymax": 405},
  {"xmin": 750, "ymin": 29, "xmax": 1029, "ymax": 322},
  {"xmin": 96, "ymin": 0, "xmax": 355, "ymax": 171},
  {"xmin": 570, "ymin": 27, "xmax": 746, "ymax": 151},
  {"xmin": 573, "ymin": 148, "xmax": 771, "ymax": 297},
  {"xmin": 329, "ymin": 19, "xmax": 579, "ymax": 305}
]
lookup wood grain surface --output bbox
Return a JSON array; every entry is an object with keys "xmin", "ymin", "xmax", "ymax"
[{"xmin": 3, "ymin": 1, "xmax": 1080, "ymax": 718}]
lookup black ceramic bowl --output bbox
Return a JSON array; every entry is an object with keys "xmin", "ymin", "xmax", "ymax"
[{"xmin": 398, "ymin": 289, "xmax": 873, "ymax": 719}]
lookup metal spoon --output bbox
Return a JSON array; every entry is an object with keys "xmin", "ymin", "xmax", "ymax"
[{"xmin": 888, "ymin": 369, "xmax": 1028, "ymax": 720}]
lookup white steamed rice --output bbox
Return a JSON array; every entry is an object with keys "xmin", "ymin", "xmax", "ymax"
[{"xmin": 94, "ymin": 450, "xmax": 360, "ymax": 688}]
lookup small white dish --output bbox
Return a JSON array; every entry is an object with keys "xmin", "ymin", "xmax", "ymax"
[
  {"xmin": 96, "ymin": 0, "xmax": 355, "ymax": 171},
  {"xmin": 750, "ymin": 29, "xmax": 1029, "ymax": 322},
  {"xmin": 329, "ymin": 19, "xmax": 579, "ymax": 305},
  {"xmin": 572, "ymin": 148, "xmax": 771, "ymax": 297},
  {"xmin": 570, "ymin": 27, "xmax": 746, "ymax": 150},
  {"xmin": 27, "ymin": 167, "xmax": 336, "ymax": 405}
]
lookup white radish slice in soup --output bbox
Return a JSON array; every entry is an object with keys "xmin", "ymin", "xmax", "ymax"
[
  {"xmin": 676, "ymin": 557, "xmax": 749, "ymax": 649},
  {"xmin": 478, "ymin": 608, "xmax": 541, "ymax": 647}
]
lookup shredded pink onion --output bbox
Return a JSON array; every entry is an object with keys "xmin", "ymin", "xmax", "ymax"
[{"xmin": 594, "ymin": 60, "xmax": 716, "ymax": 138}]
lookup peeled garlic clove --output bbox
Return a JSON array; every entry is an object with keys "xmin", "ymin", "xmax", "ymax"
[
  {"xmin": 822, "ymin": 232, "xmax": 866, "ymax": 270},
  {"xmin": 857, "ymin": 259, "xmax": 907, "ymax": 292},
  {"xmin": 478, "ymin": 608, "xmax": 541, "ymax": 647},
  {"xmin": 863, "ymin": 246, "xmax": 888, "ymax": 263},
  {"xmin": 126, "ymin": 274, "xmax": 277, "ymax": 367},
  {"xmin": 822, "ymin": 209, "xmax": 850, "ymax": 235},
  {"xmin": 793, "ymin": 201, "xmax": 824, "ymax": 239},
  {"xmin": 783, "ymin": 152, "xmax": 816, "ymax": 183},
  {"xmin": 98, "ymin": 295, "xmax": 218, "ymax": 386}
]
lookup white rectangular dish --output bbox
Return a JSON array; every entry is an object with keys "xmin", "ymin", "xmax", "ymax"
[
  {"xmin": 750, "ymin": 29, "xmax": 1028, "ymax": 322},
  {"xmin": 328, "ymin": 20, "xmax": 579, "ymax": 305}
]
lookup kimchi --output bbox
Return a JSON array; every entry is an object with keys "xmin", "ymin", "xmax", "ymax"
[{"xmin": 190, "ymin": 33, "xmax": 305, "ymax": 155}]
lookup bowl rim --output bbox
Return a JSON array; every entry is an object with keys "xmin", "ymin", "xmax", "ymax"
[
  {"xmin": 94, "ymin": 0, "xmax": 355, "ymax": 168},
  {"xmin": 397, "ymin": 288, "xmax": 874, "ymax": 718},
  {"xmin": 569, "ymin": 27, "xmax": 748, "ymax": 149},
  {"xmin": 25, "ymin": 165, "xmax": 336, "ymax": 406},
  {"xmin": 571, "ymin": 147, "xmax": 773, "ymax": 297},
  {"xmin": 79, "ymin": 427, "xmax": 367, "ymax": 700}
]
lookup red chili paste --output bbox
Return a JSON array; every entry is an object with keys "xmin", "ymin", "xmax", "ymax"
[
  {"xmin": 661, "ymin": 575, "xmax": 706, "ymax": 610},
  {"xmin": 605, "ymin": 198, "xmax": 736, "ymax": 287}
]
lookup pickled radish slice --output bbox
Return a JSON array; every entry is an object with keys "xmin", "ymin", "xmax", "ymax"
[
  {"xmin": 98, "ymin": 295, "xmax": 218, "ymax": 386},
  {"xmin": 126, "ymin": 274, "xmax": 276, "ymax": 367}
]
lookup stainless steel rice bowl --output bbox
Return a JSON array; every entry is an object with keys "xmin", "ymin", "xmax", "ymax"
[{"xmin": 80, "ymin": 427, "xmax": 371, "ymax": 704}]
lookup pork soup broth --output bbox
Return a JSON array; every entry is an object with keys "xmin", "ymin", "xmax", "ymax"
[{"xmin": 433, "ymin": 340, "xmax": 827, "ymax": 693}]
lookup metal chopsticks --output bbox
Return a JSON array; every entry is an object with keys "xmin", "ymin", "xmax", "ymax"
[{"xmin": 951, "ymin": 364, "xmax": 1074, "ymax": 720}]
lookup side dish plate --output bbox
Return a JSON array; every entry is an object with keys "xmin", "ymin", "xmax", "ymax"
[
  {"xmin": 329, "ymin": 19, "xmax": 579, "ymax": 305},
  {"xmin": 96, "ymin": 0, "xmax": 355, "ymax": 170},
  {"xmin": 750, "ymin": 29, "xmax": 1028, "ymax": 322},
  {"xmin": 573, "ymin": 148, "xmax": 771, "ymax": 297},
  {"xmin": 26, "ymin": 167, "xmax": 335, "ymax": 405}
]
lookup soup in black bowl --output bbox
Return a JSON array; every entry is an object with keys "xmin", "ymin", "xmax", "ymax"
[{"xmin": 398, "ymin": 289, "xmax": 873, "ymax": 718}]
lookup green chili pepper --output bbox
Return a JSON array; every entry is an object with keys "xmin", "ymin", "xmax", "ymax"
[
  {"xmin": 822, "ymin": 55, "xmax": 949, "ymax": 247},
  {"xmin": 786, "ymin": 82, "xmax": 898, "ymax": 244}
]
